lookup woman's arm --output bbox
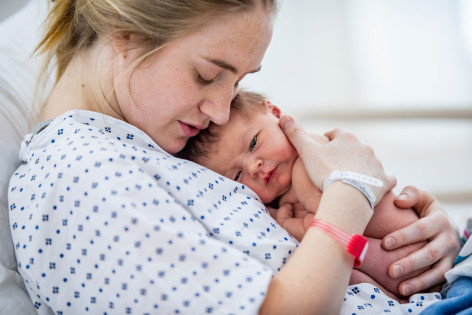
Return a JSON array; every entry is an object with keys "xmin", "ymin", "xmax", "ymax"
[
  {"xmin": 260, "ymin": 117, "xmax": 396, "ymax": 314},
  {"xmin": 261, "ymin": 183, "xmax": 375, "ymax": 314},
  {"xmin": 382, "ymin": 186, "xmax": 461, "ymax": 295}
]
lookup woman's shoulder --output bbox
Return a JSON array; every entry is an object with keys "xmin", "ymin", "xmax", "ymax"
[{"xmin": 20, "ymin": 110, "xmax": 168, "ymax": 161}]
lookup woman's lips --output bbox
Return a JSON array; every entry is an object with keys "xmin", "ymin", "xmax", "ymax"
[{"xmin": 179, "ymin": 121, "xmax": 202, "ymax": 137}]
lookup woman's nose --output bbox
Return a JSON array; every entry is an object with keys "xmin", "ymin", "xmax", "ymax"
[{"xmin": 199, "ymin": 89, "xmax": 234, "ymax": 125}]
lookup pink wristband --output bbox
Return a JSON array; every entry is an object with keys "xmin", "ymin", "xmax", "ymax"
[{"xmin": 310, "ymin": 219, "xmax": 368, "ymax": 267}]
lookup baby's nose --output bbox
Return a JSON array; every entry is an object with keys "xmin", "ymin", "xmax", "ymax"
[{"xmin": 247, "ymin": 159, "xmax": 263, "ymax": 179}]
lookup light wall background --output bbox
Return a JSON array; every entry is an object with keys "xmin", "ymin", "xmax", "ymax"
[
  {"xmin": 243, "ymin": 0, "xmax": 472, "ymax": 110},
  {"xmin": 2, "ymin": 0, "xmax": 471, "ymax": 230},
  {"xmin": 241, "ymin": 0, "xmax": 472, "ymax": 230}
]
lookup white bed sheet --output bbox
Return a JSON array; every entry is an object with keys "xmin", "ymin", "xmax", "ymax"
[{"xmin": 0, "ymin": 1, "xmax": 48, "ymax": 313}]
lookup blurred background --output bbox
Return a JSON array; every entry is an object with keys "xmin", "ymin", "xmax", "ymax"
[
  {"xmin": 242, "ymin": 0, "xmax": 472, "ymax": 232},
  {"xmin": 1, "ymin": 0, "xmax": 471, "ymax": 230}
]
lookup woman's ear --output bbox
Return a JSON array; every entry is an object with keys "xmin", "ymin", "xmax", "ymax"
[
  {"xmin": 111, "ymin": 32, "xmax": 132, "ymax": 55},
  {"xmin": 263, "ymin": 100, "xmax": 282, "ymax": 118}
]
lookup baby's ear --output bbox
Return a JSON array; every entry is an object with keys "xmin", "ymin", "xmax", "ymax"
[{"xmin": 263, "ymin": 100, "xmax": 282, "ymax": 118}]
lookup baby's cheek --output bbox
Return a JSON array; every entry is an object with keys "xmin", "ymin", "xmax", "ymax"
[
  {"xmin": 243, "ymin": 181, "xmax": 273, "ymax": 204},
  {"xmin": 260, "ymin": 188, "xmax": 279, "ymax": 204}
]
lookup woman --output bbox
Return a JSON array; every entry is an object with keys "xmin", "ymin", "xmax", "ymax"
[{"xmin": 8, "ymin": 0, "xmax": 458, "ymax": 313}]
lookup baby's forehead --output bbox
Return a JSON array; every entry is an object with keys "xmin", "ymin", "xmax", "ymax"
[
  {"xmin": 209, "ymin": 105, "xmax": 268, "ymax": 145},
  {"xmin": 209, "ymin": 109, "xmax": 258, "ymax": 146},
  {"xmin": 231, "ymin": 105, "xmax": 266, "ymax": 123}
]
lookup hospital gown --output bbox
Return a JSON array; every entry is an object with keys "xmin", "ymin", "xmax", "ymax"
[{"xmin": 8, "ymin": 110, "xmax": 440, "ymax": 314}]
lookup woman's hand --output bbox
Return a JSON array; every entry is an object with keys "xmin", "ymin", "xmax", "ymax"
[
  {"xmin": 279, "ymin": 116, "xmax": 396, "ymax": 206},
  {"xmin": 382, "ymin": 186, "xmax": 461, "ymax": 296}
]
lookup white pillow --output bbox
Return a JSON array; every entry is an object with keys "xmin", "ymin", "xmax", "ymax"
[{"xmin": 0, "ymin": 1, "xmax": 49, "ymax": 313}]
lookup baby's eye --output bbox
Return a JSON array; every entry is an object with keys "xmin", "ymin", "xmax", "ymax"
[
  {"xmin": 234, "ymin": 171, "xmax": 242, "ymax": 182},
  {"xmin": 250, "ymin": 136, "xmax": 257, "ymax": 151}
]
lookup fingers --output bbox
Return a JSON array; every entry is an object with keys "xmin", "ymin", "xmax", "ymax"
[
  {"xmin": 388, "ymin": 242, "xmax": 442, "ymax": 278},
  {"xmin": 393, "ymin": 185, "xmax": 420, "ymax": 209},
  {"xmin": 278, "ymin": 115, "xmax": 318, "ymax": 158},
  {"xmin": 384, "ymin": 210, "xmax": 460, "ymax": 295},
  {"xmin": 387, "ymin": 227, "xmax": 459, "ymax": 276},
  {"xmin": 395, "ymin": 256, "xmax": 454, "ymax": 295},
  {"xmin": 324, "ymin": 128, "xmax": 356, "ymax": 142},
  {"xmin": 383, "ymin": 211, "xmax": 453, "ymax": 250},
  {"xmin": 394, "ymin": 186, "xmax": 435, "ymax": 217},
  {"xmin": 385, "ymin": 211, "xmax": 459, "ymax": 293},
  {"xmin": 275, "ymin": 203, "xmax": 295, "ymax": 222}
]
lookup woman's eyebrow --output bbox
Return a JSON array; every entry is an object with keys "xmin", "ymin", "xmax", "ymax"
[{"xmin": 206, "ymin": 58, "xmax": 262, "ymax": 74}]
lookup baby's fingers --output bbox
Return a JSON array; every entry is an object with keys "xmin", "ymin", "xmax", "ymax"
[{"xmin": 274, "ymin": 203, "xmax": 295, "ymax": 223}]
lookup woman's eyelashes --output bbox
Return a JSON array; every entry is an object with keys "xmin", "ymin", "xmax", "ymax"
[
  {"xmin": 195, "ymin": 69, "xmax": 218, "ymax": 86},
  {"xmin": 196, "ymin": 72, "xmax": 215, "ymax": 86}
]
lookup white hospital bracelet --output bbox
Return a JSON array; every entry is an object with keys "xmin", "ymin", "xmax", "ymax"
[{"xmin": 322, "ymin": 170, "xmax": 384, "ymax": 211}]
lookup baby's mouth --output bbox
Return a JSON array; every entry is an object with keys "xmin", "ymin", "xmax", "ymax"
[{"xmin": 265, "ymin": 167, "xmax": 277, "ymax": 184}]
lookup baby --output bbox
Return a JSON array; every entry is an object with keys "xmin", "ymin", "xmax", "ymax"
[{"xmin": 178, "ymin": 90, "xmax": 431, "ymax": 301}]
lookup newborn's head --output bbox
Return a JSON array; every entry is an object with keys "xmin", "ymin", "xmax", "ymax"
[{"xmin": 179, "ymin": 90, "xmax": 297, "ymax": 203}]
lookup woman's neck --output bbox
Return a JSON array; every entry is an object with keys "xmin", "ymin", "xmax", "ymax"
[{"xmin": 40, "ymin": 38, "xmax": 122, "ymax": 122}]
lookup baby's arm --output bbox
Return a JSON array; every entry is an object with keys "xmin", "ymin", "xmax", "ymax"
[
  {"xmin": 359, "ymin": 192, "xmax": 430, "ymax": 297},
  {"xmin": 365, "ymin": 191, "xmax": 420, "ymax": 238}
]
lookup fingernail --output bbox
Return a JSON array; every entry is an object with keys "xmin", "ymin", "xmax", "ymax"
[
  {"xmin": 392, "ymin": 264, "xmax": 403, "ymax": 277},
  {"xmin": 401, "ymin": 284, "xmax": 413, "ymax": 296},
  {"xmin": 398, "ymin": 193, "xmax": 408, "ymax": 200},
  {"xmin": 279, "ymin": 115, "xmax": 293, "ymax": 129},
  {"xmin": 384, "ymin": 237, "xmax": 396, "ymax": 249}
]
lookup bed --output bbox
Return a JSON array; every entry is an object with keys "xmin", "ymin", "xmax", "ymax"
[{"xmin": 0, "ymin": 1, "xmax": 48, "ymax": 313}]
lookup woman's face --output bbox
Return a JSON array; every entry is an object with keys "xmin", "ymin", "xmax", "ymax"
[{"xmin": 113, "ymin": 8, "xmax": 273, "ymax": 154}]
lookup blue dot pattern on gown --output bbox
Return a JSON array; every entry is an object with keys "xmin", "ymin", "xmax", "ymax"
[
  {"xmin": 341, "ymin": 283, "xmax": 441, "ymax": 314},
  {"xmin": 9, "ymin": 110, "xmax": 299, "ymax": 314}
]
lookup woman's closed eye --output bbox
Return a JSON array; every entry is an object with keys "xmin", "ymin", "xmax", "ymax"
[{"xmin": 195, "ymin": 71, "xmax": 217, "ymax": 86}]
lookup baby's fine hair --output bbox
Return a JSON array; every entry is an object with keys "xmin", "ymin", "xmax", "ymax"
[
  {"xmin": 178, "ymin": 89, "xmax": 268, "ymax": 162},
  {"xmin": 36, "ymin": 0, "xmax": 278, "ymax": 83}
]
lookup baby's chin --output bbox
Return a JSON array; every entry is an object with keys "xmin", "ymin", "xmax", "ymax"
[{"xmin": 260, "ymin": 187, "xmax": 290, "ymax": 206}]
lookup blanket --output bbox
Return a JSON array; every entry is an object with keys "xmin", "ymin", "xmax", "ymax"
[{"xmin": 419, "ymin": 217, "xmax": 472, "ymax": 314}]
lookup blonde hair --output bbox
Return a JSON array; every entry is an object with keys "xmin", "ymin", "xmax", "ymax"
[{"xmin": 36, "ymin": 0, "xmax": 278, "ymax": 84}]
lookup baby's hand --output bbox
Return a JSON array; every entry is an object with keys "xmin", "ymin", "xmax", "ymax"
[{"xmin": 268, "ymin": 202, "xmax": 314, "ymax": 242}]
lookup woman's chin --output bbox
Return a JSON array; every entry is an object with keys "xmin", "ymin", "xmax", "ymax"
[{"xmin": 160, "ymin": 138, "xmax": 188, "ymax": 155}]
